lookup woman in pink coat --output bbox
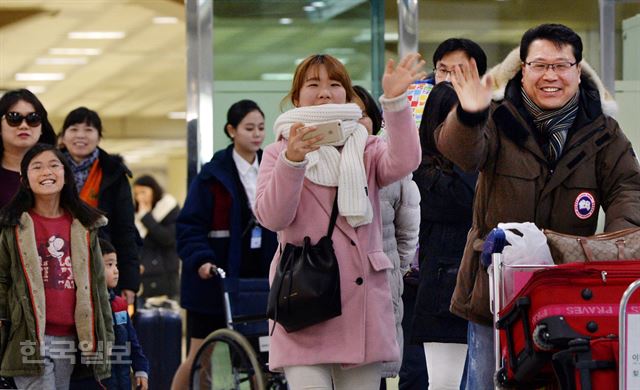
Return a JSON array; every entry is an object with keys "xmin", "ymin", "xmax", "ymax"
[{"xmin": 254, "ymin": 53, "xmax": 425, "ymax": 389}]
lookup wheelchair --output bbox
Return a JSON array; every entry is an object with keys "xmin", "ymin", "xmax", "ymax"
[{"xmin": 189, "ymin": 268, "xmax": 287, "ymax": 390}]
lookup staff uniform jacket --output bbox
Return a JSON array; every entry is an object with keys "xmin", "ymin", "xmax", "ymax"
[
  {"xmin": 437, "ymin": 48, "xmax": 640, "ymax": 325},
  {"xmin": 0, "ymin": 214, "xmax": 114, "ymax": 380},
  {"xmin": 254, "ymin": 96, "xmax": 421, "ymax": 370},
  {"xmin": 177, "ymin": 145, "xmax": 277, "ymax": 316}
]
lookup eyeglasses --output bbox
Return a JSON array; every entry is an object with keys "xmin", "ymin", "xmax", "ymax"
[
  {"xmin": 28, "ymin": 161, "xmax": 64, "ymax": 173},
  {"xmin": 524, "ymin": 61, "xmax": 578, "ymax": 74},
  {"xmin": 3, "ymin": 112, "xmax": 42, "ymax": 127},
  {"xmin": 434, "ymin": 67, "xmax": 454, "ymax": 79}
]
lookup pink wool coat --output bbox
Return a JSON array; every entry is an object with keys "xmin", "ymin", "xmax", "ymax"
[{"xmin": 254, "ymin": 103, "xmax": 420, "ymax": 370}]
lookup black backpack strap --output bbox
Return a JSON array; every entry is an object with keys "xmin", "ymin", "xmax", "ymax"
[{"xmin": 327, "ymin": 190, "xmax": 339, "ymax": 238}]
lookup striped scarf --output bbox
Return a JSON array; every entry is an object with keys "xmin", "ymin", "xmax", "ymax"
[
  {"xmin": 274, "ymin": 103, "xmax": 372, "ymax": 227},
  {"xmin": 63, "ymin": 148, "xmax": 100, "ymax": 191},
  {"xmin": 521, "ymin": 88, "xmax": 579, "ymax": 163}
]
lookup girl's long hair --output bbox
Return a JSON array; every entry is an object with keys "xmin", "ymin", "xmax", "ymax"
[
  {"xmin": 0, "ymin": 143, "xmax": 104, "ymax": 227},
  {"xmin": 418, "ymin": 82, "xmax": 459, "ymax": 156},
  {"xmin": 416, "ymin": 82, "xmax": 460, "ymax": 176}
]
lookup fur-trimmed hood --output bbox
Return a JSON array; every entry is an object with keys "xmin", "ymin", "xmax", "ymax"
[{"xmin": 486, "ymin": 47, "xmax": 618, "ymax": 117}]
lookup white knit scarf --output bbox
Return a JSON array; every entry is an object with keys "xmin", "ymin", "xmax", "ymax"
[{"xmin": 274, "ymin": 103, "xmax": 372, "ymax": 227}]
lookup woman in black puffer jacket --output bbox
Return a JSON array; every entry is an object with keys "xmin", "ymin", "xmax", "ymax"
[
  {"xmin": 411, "ymin": 82, "xmax": 478, "ymax": 389},
  {"xmin": 133, "ymin": 174, "xmax": 181, "ymax": 299}
]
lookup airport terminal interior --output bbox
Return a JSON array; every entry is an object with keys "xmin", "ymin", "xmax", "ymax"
[{"xmin": 1, "ymin": 0, "xmax": 639, "ymax": 205}]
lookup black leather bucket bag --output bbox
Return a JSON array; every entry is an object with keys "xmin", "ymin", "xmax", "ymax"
[{"xmin": 267, "ymin": 193, "xmax": 341, "ymax": 333}]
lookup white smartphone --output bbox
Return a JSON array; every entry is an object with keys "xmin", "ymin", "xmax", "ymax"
[{"xmin": 301, "ymin": 120, "xmax": 343, "ymax": 145}]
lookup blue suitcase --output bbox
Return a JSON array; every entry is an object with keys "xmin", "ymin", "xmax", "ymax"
[{"xmin": 134, "ymin": 308, "xmax": 182, "ymax": 390}]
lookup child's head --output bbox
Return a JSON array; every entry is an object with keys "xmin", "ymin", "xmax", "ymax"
[
  {"xmin": 23, "ymin": 146, "xmax": 66, "ymax": 200},
  {"xmin": 20, "ymin": 143, "xmax": 75, "ymax": 203},
  {"xmin": 0, "ymin": 143, "xmax": 103, "ymax": 227},
  {"xmin": 285, "ymin": 54, "xmax": 358, "ymax": 108},
  {"xmin": 100, "ymin": 239, "xmax": 119, "ymax": 289}
]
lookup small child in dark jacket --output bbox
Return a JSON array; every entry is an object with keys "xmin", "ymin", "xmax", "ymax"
[{"xmin": 101, "ymin": 239, "xmax": 149, "ymax": 390}]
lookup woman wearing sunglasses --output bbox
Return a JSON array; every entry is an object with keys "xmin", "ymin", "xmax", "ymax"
[{"xmin": 0, "ymin": 89, "xmax": 57, "ymax": 208}]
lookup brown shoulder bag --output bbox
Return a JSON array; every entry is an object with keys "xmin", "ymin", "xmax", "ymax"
[{"xmin": 544, "ymin": 227, "xmax": 640, "ymax": 264}]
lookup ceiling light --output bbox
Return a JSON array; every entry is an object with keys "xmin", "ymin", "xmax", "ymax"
[
  {"xmin": 25, "ymin": 86, "xmax": 47, "ymax": 94},
  {"xmin": 279, "ymin": 18, "xmax": 293, "ymax": 25},
  {"xmin": 311, "ymin": 1, "xmax": 326, "ymax": 7},
  {"xmin": 36, "ymin": 57, "xmax": 88, "ymax": 65},
  {"xmin": 168, "ymin": 111, "xmax": 187, "ymax": 120},
  {"xmin": 153, "ymin": 16, "xmax": 178, "ymax": 24},
  {"xmin": 68, "ymin": 31, "xmax": 126, "ymax": 40},
  {"xmin": 49, "ymin": 48, "xmax": 102, "ymax": 56},
  {"xmin": 303, "ymin": 5, "xmax": 315, "ymax": 12},
  {"xmin": 15, "ymin": 73, "xmax": 65, "ymax": 81}
]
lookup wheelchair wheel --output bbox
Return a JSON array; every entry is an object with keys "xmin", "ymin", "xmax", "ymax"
[{"xmin": 190, "ymin": 328, "xmax": 266, "ymax": 390}]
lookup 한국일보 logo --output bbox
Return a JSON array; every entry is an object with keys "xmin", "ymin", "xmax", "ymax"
[{"xmin": 574, "ymin": 192, "xmax": 595, "ymax": 220}]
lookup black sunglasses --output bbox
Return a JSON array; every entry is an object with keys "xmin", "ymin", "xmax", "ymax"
[{"xmin": 4, "ymin": 112, "xmax": 42, "ymax": 127}]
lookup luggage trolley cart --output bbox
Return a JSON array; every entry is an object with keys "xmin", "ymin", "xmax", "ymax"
[
  {"xmin": 489, "ymin": 243, "xmax": 556, "ymax": 388},
  {"xmin": 189, "ymin": 268, "xmax": 287, "ymax": 390},
  {"xmin": 487, "ymin": 228, "xmax": 640, "ymax": 389}
]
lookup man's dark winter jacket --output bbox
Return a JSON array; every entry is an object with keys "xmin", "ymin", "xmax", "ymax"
[{"xmin": 437, "ymin": 49, "xmax": 640, "ymax": 325}]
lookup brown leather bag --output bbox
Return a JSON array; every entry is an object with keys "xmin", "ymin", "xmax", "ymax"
[{"xmin": 544, "ymin": 227, "xmax": 640, "ymax": 263}]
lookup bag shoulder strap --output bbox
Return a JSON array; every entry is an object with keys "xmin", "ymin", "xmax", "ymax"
[{"xmin": 327, "ymin": 191, "xmax": 339, "ymax": 238}]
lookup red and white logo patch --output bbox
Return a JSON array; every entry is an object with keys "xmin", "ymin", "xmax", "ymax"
[{"xmin": 574, "ymin": 192, "xmax": 596, "ymax": 220}]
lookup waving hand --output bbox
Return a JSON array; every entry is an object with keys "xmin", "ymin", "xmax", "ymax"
[
  {"xmin": 450, "ymin": 58, "xmax": 493, "ymax": 113},
  {"xmin": 382, "ymin": 52, "xmax": 427, "ymax": 99}
]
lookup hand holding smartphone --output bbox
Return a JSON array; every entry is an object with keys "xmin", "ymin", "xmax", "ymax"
[{"xmin": 301, "ymin": 120, "xmax": 343, "ymax": 145}]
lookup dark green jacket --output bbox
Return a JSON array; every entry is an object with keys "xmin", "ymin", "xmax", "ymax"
[{"xmin": 0, "ymin": 213, "xmax": 114, "ymax": 379}]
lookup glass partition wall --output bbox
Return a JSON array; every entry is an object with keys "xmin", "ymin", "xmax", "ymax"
[
  {"xmin": 186, "ymin": 0, "xmax": 640, "ymax": 181},
  {"xmin": 212, "ymin": 1, "xmax": 376, "ymax": 149}
]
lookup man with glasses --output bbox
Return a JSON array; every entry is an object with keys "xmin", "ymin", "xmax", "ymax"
[
  {"xmin": 431, "ymin": 38, "xmax": 487, "ymax": 84},
  {"xmin": 437, "ymin": 23, "xmax": 640, "ymax": 389},
  {"xmin": 407, "ymin": 37, "xmax": 485, "ymax": 390}
]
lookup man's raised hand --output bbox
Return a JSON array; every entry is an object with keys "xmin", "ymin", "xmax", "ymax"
[{"xmin": 450, "ymin": 58, "xmax": 493, "ymax": 113}]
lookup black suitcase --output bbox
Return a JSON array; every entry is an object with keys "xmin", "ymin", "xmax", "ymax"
[{"xmin": 134, "ymin": 308, "xmax": 182, "ymax": 390}]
